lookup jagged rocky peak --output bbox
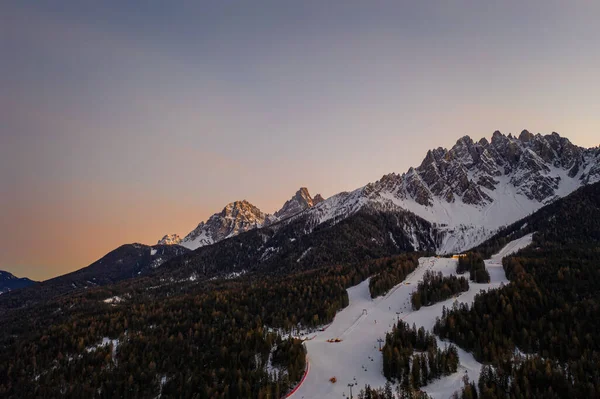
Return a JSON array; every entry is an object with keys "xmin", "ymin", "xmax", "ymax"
[
  {"xmin": 275, "ymin": 187, "xmax": 318, "ymax": 220},
  {"xmin": 519, "ymin": 129, "xmax": 534, "ymax": 142},
  {"xmin": 221, "ymin": 200, "xmax": 267, "ymax": 221},
  {"xmin": 177, "ymin": 187, "xmax": 329, "ymax": 251},
  {"xmin": 180, "ymin": 199, "xmax": 269, "ymax": 250},
  {"xmin": 157, "ymin": 234, "xmax": 182, "ymax": 245},
  {"xmin": 388, "ymin": 130, "xmax": 599, "ymax": 206}
]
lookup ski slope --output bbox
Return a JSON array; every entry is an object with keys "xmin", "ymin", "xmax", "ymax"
[{"xmin": 290, "ymin": 233, "xmax": 534, "ymax": 399}]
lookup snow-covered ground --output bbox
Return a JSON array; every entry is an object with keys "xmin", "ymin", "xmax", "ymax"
[{"xmin": 290, "ymin": 233, "xmax": 533, "ymax": 399}]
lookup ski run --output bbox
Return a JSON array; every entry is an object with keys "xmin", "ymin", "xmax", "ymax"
[{"xmin": 289, "ymin": 234, "xmax": 534, "ymax": 399}]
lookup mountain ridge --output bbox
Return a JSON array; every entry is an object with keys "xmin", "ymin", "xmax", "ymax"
[
  {"xmin": 6, "ymin": 130, "xmax": 597, "ymax": 309},
  {"xmin": 0, "ymin": 243, "xmax": 189, "ymax": 310},
  {"xmin": 177, "ymin": 187, "xmax": 325, "ymax": 250},
  {"xmin": 165, "ymin": 130, "xmax": 599, "ymax": 255}
]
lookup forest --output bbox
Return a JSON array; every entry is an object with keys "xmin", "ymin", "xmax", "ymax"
[
  {"xmin": 369, "ymin": 256, "xmax": 421, "ymax": 298},
  {"xmin": 410, "ymin": 270, "xmax": 469, "ymax": 310},
  {"xmin": 0, "ymin": 253, "xmax": 419, "ymax": 398},
  {"xmin": 357, "ymin": 382, "xmax": 432, "ymax": 399},
  {"xmin": 382, "ymin": 321, "xmax": 459, "ymax": 391},
  {"xmin": 436, "ymin": 182, "xmax": 600, "ymax": 398},
  {"xmin": 455, "ymin": 253, "xmax": 490, "ymax": 283}
]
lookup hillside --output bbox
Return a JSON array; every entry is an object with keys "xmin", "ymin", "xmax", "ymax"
[
  {"xmin": 0, "ymin": 244, "xmax": 189, "ymax": 311},
  {"xmin": 435, "ymin": 180, "xmax": 600, "ymax": 398}
]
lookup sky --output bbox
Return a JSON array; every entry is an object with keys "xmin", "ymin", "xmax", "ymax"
[{"xmin": 1, "ymin": 1, "xmax": 599, "ymax": 281}]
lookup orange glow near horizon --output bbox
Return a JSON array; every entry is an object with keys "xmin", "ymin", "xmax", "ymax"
[{"xmin": 2, "ymin": 2, "xmax": 600, "ymax": 280}]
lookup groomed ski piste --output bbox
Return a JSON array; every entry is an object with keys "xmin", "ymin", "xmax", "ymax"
[{"xmin": 289, "ymin": 233, "xmax": 534, "ymax": 399}]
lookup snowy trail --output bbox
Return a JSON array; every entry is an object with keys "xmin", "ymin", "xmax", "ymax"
[{"xmin": 289, "ymin": 234, "xmax": 533, "ymax": 399}]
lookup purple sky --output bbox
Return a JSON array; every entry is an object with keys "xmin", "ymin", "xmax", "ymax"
[{"xmin": 1, "ymin": 1, "xmax": 599, "ymax": 280}]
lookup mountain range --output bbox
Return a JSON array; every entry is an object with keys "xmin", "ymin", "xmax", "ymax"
[
  {"xmin": 163, "ymin": 129, "xmax": 599, "ymax": 255},
  {"xmin": 1, "ymin": 130, "xmax": 598, "ymax": 307}
]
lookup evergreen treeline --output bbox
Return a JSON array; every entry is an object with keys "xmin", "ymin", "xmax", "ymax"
[
  {"xmin": 456, "ymin": 253, "xmax": 490, "ymax": 283},
  {"xmin": 369, "ymin": 256, "xmax": 421, "ymax": 298},
  {"xmin": 453, "ymin": 354, "xmax": 600, "ymax": 399},
  {"xmin": 410, "ymin": 271, "xmax": 469, "ymax": 310},
  {"xmin": 477, "ymin": 356, "xmax": 600, "ymax": 399},
  {"xmin": 450, "ymin": 376, "xmax": 478, "ymax": 399},
  {"xmin": 382, "ymin": 321, "xmax": 459, "ymax": 390}
]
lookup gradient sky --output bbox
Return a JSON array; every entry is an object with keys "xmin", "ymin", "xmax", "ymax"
[{"xmin": 2, "ymin": 1, "xmax": 599, "ymax": 281}]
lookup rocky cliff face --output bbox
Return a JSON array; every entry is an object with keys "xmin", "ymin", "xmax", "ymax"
[{"xmin": 382, "ymin": 130, "xmax": 598, "ymax": 207}]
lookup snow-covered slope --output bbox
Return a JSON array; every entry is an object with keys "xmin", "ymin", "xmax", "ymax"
[
  {"xmin": 298, "ymin": 131, "xmax": 599, "ymax": 253},
  {"xmin": 290, "ymin": 234, "xmax": 534, "ymax": 399}
]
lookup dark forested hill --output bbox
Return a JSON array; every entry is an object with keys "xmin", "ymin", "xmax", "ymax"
[
  {"xmin": 158, "ymin": 205, "xmax": 439, "ymax": 281},
  {"xmin": 0, "ymin": 246, "xmax": 420, "ymax": 398},
  {"xmin": 0, "ymin": 244, "xmax": 189, "ymax": 311},
  {"xmin": 0, "ymin": 271, "xmax": 35, "ymax": 294}
]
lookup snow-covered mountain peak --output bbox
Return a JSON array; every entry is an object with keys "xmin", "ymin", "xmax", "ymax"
[
  {"xmin": 180, "ymin": 200, "xmax": 269, "ymax": 250},
  {"xmin": 175, "ymin": 188, "xmax": 329, "ymax": 251},
  {"xmin": 157, "ymin": 234, "xmax": 182, "ymax": 245},
  {"xmin": 274, "ymin": 187, "xmax": 318, "ymax": 221},
  {"xmin": 299, "ymin": 130, "xmax": 600, "ymax": 254}
]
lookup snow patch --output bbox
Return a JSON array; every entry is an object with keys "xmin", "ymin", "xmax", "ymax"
[
  {"xmin": 86, "ymin": 337, "xmax": 120, "ymax": 364},
  {"xmin": 103, "ymin": 296, "xmax": 123, "ymax": 304},
  {"xmin": 297, "ymin": 247, "xmax": 312, "ymax": 263}
]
